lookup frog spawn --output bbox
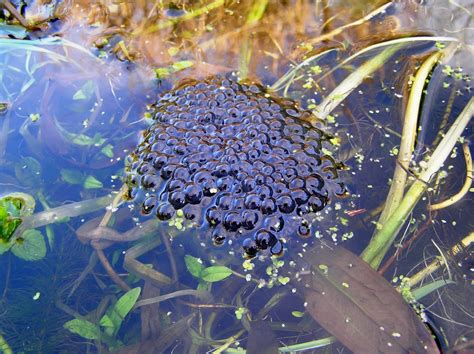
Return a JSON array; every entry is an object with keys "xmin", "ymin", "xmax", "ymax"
[{"xmin": 126, "ymin": 76, "xmax": 346, "ymax": 258}]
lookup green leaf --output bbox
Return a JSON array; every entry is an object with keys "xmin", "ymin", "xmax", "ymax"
[
  {"xmin": 67, "ymin": 132, "xmax": 105, "ymax": 147},
  {"xmin": 60, "ymin": 169, "xmax": 85, "ymax": 185},
  {"xmin": 291, "ymin": 311, "xmax": 304, "ymax": 318},
  {"xmin": 29, "ymin": 113, "xmax": 40, "ymax": 122},
  {"xmin": 83, "ymin": 176, "xmax": 103, "ymax": 189},
  {"xmin": 184, "ymin": 255, "xmax": 204, "ymax": 278},
  {"xmin": 64, "ymin": 318, "xmax": 101, "ymax": 340},
  {"xmin": 14, "ymin": 157, "xmax": 42, "ymax": 187},
  {"xmin": 412, "ymin": 280, "xmax": 455, "ymax": 300},
  {"xmin": 0, "ymin": 193, "xmax": 33, "ymax": 243},
  {"xmin": 11, "ymin": 229, "xmax": 46, "ymax": 261},
  {"xmin": 45, "ymin": 225, "xmax": 55, "ymax": 250},
  {"xmin": 201, "ymin": 266, "xmax": 233, "ymax": 282},
  {"xmin": 73, "ymin": 80, "xmax": 95, "ymax": 101},
  {"xmin": 100, "ymin": 144, "xmax": 114, "ymax": 158},
  {"xmin": 154, "ymin": 60, "xmax": 194, "ymax": 79},
  {"xmin": 0, "ymin": 197, "xmax": 22, "ymax": 241},
  {"xmin": 100, "ymin": 287, "xmax": 141, "ymax": 337}
]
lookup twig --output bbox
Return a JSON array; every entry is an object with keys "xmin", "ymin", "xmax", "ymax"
[
  {"xmin": 95, "ymin": 248, "xmax": 130, "ymax": 291},
  {"xmin": 0, "ymin": 0, "xmax": 29, "ymax": 28},
  {"xmin": 429, "ymin": 142, "xmax": 472, "ymax": 210},
  {"xmin": 161, "ymin": 232, "xmax": 179, "ymax": 283},
  {"xmin": 15, "ymin": 195, "xmax": 114, "ymax": 234},
  {"xmin": 94, "ymin": 185, "xmax": 130, "ymax": 291}
]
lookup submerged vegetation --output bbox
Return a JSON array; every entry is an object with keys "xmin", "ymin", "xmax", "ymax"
[{"xmin": 0, "ymin": 0, "xmax": 473, "ymax": 352}]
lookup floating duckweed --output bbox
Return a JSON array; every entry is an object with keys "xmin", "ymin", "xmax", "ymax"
[{"xmin": 126, "ymin": 76, "xmax": 345, "ymax": 258}]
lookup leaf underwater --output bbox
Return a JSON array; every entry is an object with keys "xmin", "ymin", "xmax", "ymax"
[
  {"xmin": 299, "ymin": 245, "xmax": 439, "ymax": 353},
  {"xmin": 247, "ymin": 320, "xmax": 279, "ymax": 354}
]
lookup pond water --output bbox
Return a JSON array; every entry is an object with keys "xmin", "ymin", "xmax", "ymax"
[{"xmin": 0, "ymin": 1, "xmax": 473, "ymax": 353}]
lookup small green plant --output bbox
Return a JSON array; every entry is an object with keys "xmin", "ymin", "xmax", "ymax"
[
  {"xmin": 184, "ymin": 255, "xmax": 233, "ymax": 290},
  {"xmin": 64, "ymin": 287, "xmax": 141, "ymax": 351},
  {"xmin": 0, "ymin": 193, "xmax": 46, "ymax": 260}
]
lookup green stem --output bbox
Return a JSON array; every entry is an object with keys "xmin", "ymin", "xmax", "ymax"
[
  {"xmin": 140, "ymin": 0, "xmax": 225, "ymax": 34},
  {"xmin": 238, "ymin": 0, "xmax": 269, "ymax": 80},
  {"xmin": 315, "ymin": 43, "xmax": 404, "ymax": 121},
  {"xmin": 375, "ymin": 50, "xmax": 443, "ymax": 230},
  {"xmin": 362, "ymin": 98, "xmax": 474, "ymax": 268},
  {"xmin": 10, "ymin": 195, "xmax": 113, "ymax": 245},
  {"xmin": 270, "ymin": 48, "xmax": 337, "ymax": 92},
  {"xmin": 0, "ymin": 333, "xmax": 13, "ymax": 354},
  {"xmin": 278, "ymin": 336, "xmax": 336, "ymax": 352}
]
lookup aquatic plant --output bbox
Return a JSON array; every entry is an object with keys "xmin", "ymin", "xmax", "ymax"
[{"xmin": 0, "ymin": 0, "xmax": 472, "ymax": 352}]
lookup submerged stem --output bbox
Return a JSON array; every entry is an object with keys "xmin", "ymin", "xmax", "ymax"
[
  {"xmin": 12, "ymin": 195, "xmax": 114, "ymax": 241},
  {"xmin": 0, "ymin": 333, "xmax": 13, "ymax": 354},
  {"xmin": 362, "ymin": 98, "xmax": 473, "ymax": 268},
  {"xmin": 404, "ymin": 232, "xmax": 473, "ymax": 288},
  {"xmin": 314, "ymin": 44, "xmax": 404, "ymax": 121},
  {"xmin": 279, "ymin": 336, "xmax": 336, "ymax": 352},
  {"xmin": 429, "ymin": 142, "xmax": 472, "ymax": 210},
  {"xmin": 376, "ymin": 50, "xmax": 443, "ymax": 229}
]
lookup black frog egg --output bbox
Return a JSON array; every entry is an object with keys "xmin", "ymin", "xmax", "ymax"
[
  {"xmin": 217, "ymin": 193, "xmax": 233, "ymax": 210},
  {"xmin": 265, "ymin": 215, "xmax": 284, "ymax": 233},
  {"xmin": 184, "ymin": 184, "xmax": 203, "ymax": 204},
  {"xmin": 241, "ymin": 209, "xmax": 260, "ymax": 230},
  {"xmin": 254, "ymin": 229, "xmax": 277, "ymax": 250},
  {"xmin": 260, "ymin": 197, "xmax": 277, "ymax": 215},
  {"xmin": 297, "ymin": 219, "xmax": 311, "ymax": 238},
  {"xmin": 141, "ymin": 174, "xmax": 159, "ymax": 189},
  {"xmin": 169, "ymin": 191, "xmax": 187, "ymax": 209},
  {"xmin": 244, "ymin": 194, "xmax": 261, "ymax": 210},
  {"xmin": 167, "ymin": 178, "xmax": 185, "ymax": 192},
  {"xmin": 270, "ymin": 239, "xmax": 284, "ymax": 256},
  {"xmin": 291, "ymin": 189, "xmax": 309, "ymax": 205},
  {"xmin": 161, "ymin": 163, "xmax": 177, "ymax": 179},
  {"xmin": 242, "ymin": 177, "xmax": 256, "ymax": 192},
  {"xmin": 153, "ymin": 155, "xmax": 168, "ymax": 170},
  {"xmin": 182, "ymin": 204, "xmax": 201, "ymax": 221},
  {"xmin": 223, "ymin": 211, "xmax": 242, "ymax": 232},
  {"xmin": 156, "ymin": 203, "xmax": 175, "ymax": 221},
  {"xmin": 141, "ymin": 195, "xmax": 156, "ymax": 215},
  {"xmin": 243, "ymin": 238, "xmax": 259, "ymax": 258},
  {"xmin": 212, "ymin": 227, "xmax": 226, "ymax": 246},
  {"xmin": 308, "ymin": 194, "xmax": 328, "ymax": 212},
  {"xmin": 206, "ymin": 206, "xmax": 222, "ymax": 226},
  {"xmin": 276, "ymin": 194, "xmax": 296, "ymax": 214},
  {"xmin": 305, "ymin": 174, "xmax": 325, "ymax": 194}
]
